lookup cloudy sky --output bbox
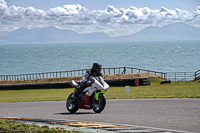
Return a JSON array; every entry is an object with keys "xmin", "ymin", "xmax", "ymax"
[{"xmin": 1, "ymin": 0, "xmax": 200, "ymax": 37}]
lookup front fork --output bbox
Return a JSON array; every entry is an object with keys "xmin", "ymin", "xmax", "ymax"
[
  {"xmin": 94, "ymin": 90, "xmax": 105, "ymax": 101},
  {"xmin": 71, "ymin": 88, "xmax": 79, "ymax": 98}
]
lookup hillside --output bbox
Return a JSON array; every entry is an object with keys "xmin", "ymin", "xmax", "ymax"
[
  {"xmin": 0, "ymin": 22, "xmax": 200, "ymax": 44},
  {"xmin": 116, "ymin": 22, "xmax": 200, "ymax": 41}
]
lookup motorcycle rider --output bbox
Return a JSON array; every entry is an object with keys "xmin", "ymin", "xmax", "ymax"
[
  {"xmin": 80, "ymin": 63, "xmax": 103, "ymax": 86},
  {"xmin": 72, "ymin": 63, "xmax": 103, "ymax": 102}
]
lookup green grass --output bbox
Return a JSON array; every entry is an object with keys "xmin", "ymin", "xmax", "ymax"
[
  {"xmin": 0, "ymin": 79, "xmax": 200, "ymax": 103},
  {"xmin": 0, "ymin": 119, "xmax": 80, "ymax": 133},
  {"xmin": 0, "ymin": 88, "xmax": 74, "ymax": 103},
  {"xmin": 106, "ymin": 81, "xmax": 200, "ymax": 99}
]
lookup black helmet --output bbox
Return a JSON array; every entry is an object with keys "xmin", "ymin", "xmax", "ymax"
[{"xmin": 92, "ymin": 63, "xmax": 102, "ymax": 74}]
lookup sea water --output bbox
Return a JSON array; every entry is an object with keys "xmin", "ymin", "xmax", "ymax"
[{"xmin": 0, "ymin": 40, "xmax": 199, "ymax": 75}]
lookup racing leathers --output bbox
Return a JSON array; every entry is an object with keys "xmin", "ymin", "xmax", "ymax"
[
  {"xmin": 77, "ymin": 69, "xmax": 103, "ymax": 96},
  {"xmin": 80, "ymin": 69, "xmax": 103, "ymax": 87}
]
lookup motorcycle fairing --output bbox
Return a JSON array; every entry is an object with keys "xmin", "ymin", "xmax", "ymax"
[
  {"xmin": 83, "ymin": 77, "xmax": 109, "ymax": 96},
  {"xmin": 83, "ymin": 86, "xmax": 96, "ymax": 96},
  {"xmin": 77, "ymin": 93, "xmax": 92, "ymax": 109}
]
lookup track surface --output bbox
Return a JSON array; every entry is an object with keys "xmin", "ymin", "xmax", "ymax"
[{"xmin": 0, "ymin": 98, "xmax": 199, "ymax": 132}]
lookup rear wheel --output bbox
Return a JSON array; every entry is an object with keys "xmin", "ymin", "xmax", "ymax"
[
  {"xmin": 66, "ymin": 93, "xmax": 78, "ymax": 113},
  {"xmin": 92, "ymin": 94, "xmax": 106, "ymax": 113}
]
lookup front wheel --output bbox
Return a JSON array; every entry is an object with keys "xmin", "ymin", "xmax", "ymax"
[
  {"xmin": 66, "ymin": 93, "xmax": 78, "ymax": 113},
  {"xmin": 92, "ymin": 94, "xmax": 106, "ymax": 113}
]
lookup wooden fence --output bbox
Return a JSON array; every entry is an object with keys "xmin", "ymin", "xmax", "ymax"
[{"xmin": 0, "ymin": 67, "xmax": 166, "ymax": 81}]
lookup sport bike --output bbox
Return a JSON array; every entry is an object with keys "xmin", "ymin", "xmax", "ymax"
[{"xmin": 66, "ymin": 76, "xmax": 109, "ymax": 113}]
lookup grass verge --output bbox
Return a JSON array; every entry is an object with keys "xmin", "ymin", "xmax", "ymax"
[
  {"xmin": 0, "ymin": 119, "xmax": 80, "ymax": 133},
  {"xmin": 0, "ymin": 78, "xmax": 199, "ymax": 103},
  {"xmin": 106, "ymin": 81, "xmax": 200, "ymax": 99}
]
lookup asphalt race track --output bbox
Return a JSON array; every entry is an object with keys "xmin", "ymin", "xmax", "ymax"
[{"xmin": 0, "ymin": 98, "xmax": 200, "ymax": 132}]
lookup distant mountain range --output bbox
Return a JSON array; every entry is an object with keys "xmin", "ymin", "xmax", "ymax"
[{"xmin": 0, "ymin": 22, "xmax": 199, "ymax": 44}]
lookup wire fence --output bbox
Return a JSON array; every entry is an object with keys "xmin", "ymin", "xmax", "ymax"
[
  {"xmin": 0, "ymin": 67, "xmax": 166, "ymax": 81},
  {"xmin": 165, "ymin": 72, "xmax": 195, "ymax": 81}
]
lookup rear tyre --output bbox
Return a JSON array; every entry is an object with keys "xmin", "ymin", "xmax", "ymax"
[
  {"xmin": 92, "ymin": 94, "xmax": 106, "ymax": 113},
  {"xmin": 66, "ymin": 93, "xmax": 78, "ymax": 113}
]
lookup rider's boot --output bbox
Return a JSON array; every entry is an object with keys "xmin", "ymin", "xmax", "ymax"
[
  {"xmin": 71, "ymin": 90, "xmax": 83, "ymax": 103},
  {"xmin": 77, "ymin": 87, "xmax": 85, "ymax": 102},
  {"xmin": 78, "ymin": 93, "xmax": 83, "ymax": 102}
]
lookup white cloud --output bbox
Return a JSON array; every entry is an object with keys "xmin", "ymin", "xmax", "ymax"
[
  {"xmin": 0, "ymin": 0, "xmax": 199, "ymax": 36},
  {"xmin": 0, "ymin": 0, "xmax": 7, "ymax": 15}
]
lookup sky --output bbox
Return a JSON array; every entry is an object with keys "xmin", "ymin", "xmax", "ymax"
[{"xmin": 1, "ymin": 0, "xmax": 200, "ymax": 37}]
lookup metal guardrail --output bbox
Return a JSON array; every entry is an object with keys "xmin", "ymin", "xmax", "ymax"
[{"xmin": 0, "ymin": 67, "xmax": 166, "ymax": 81}]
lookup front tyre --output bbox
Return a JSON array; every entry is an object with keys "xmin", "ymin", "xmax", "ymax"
[
  {"xmin": 66, "ymin": 93, "xmax": 78, "ymax": 113},
  {"xmin": 92, "ymin": 94, "xmax": 106, "ymax": 113}
]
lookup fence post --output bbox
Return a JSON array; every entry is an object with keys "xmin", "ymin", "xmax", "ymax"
[
  {"xmin": 175, "ymin": 73, "xmax": 176, "ymax": 81},
  {"xmin": 124, "ymin": 66, "xmax": 126, "ymax": 74},
  {"xmin": 195, "ymin": 72, "xmax": 196, "ymax": 79},
  {"xmin": 184, "ymin": 72, "xmax": 186, "ymax": 81}
]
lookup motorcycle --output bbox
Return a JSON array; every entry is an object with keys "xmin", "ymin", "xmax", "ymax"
[{"xmin": 66, "ymin": 76, "xmax": 109, "ymax": 113}]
